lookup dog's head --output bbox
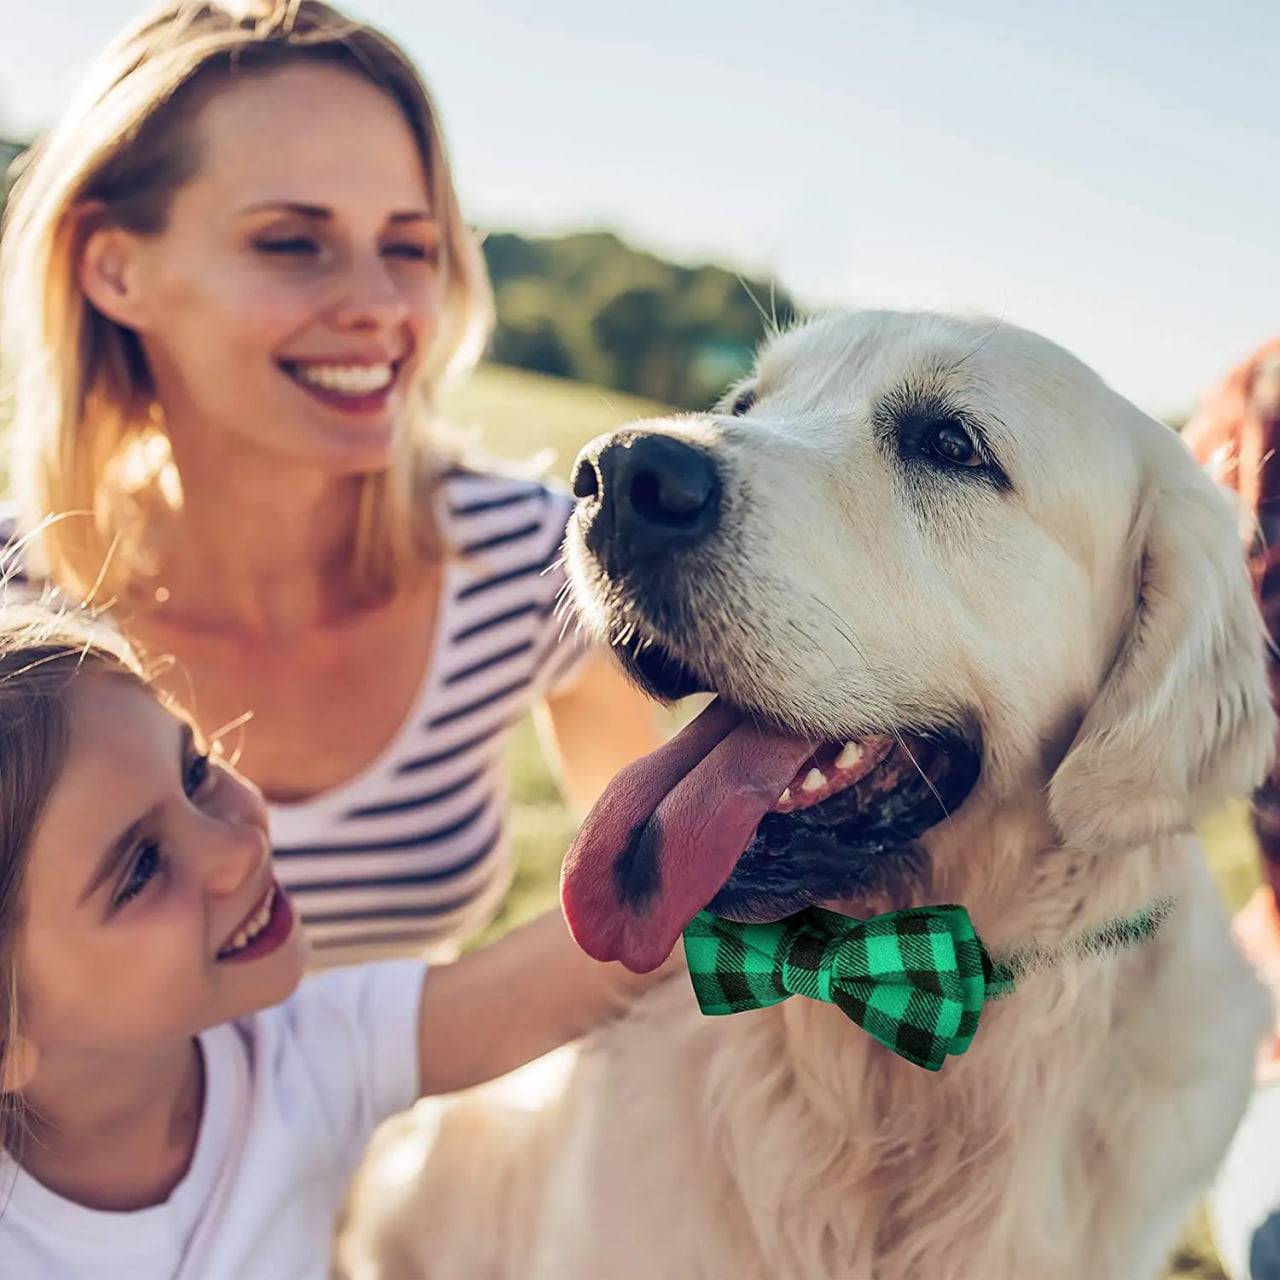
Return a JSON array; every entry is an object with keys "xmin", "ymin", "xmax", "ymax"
[{"xmin": 561, "ymin": 311, "xmax": 1274, "ymax": 971}]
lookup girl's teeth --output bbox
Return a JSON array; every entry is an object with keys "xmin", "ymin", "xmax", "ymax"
[
  {"xmin": 294, "ymin": 362, "xmax": 393, "ymax": 394},
  {"xmin": 224, "ymin": 890, "xmax": 274, "ymax": 956}
]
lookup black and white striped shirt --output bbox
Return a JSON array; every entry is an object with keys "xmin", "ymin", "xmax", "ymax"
[
  {"xmin": 271, "ymin": 471, "xmax": 591, "ymax": 961},
  {"xmin": 1, "ymin": 472, "xmax": 592, "ymax": 964}
]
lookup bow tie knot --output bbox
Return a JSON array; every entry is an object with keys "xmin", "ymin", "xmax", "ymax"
[{"xmin": 685, "ymin": 905, "xmax": 1003, "ymax": 1071}]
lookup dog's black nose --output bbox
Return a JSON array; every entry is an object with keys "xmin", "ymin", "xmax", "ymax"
[{"xmin": 574, "ymin": 432, "xmax": 721, "ymax": 565}]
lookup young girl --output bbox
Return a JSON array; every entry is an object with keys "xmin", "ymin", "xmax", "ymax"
[
  {"xmin": 0, "ymin": 607, "xmax": 668, "ymax": 1278},
  {"xmin": 0, "ymin": 0, "xmax": 664, "ymax": 967}
]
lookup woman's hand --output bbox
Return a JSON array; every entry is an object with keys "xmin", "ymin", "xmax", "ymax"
[{"xmin": 415, "ymin": 907, "xmax": 682, "ymax": 1098}]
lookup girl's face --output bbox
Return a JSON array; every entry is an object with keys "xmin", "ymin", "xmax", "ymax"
[
  {"xmin": 17, "ymin": 673, "xmax": 307, "ymax": 1068},
  {"xmin": 81, "ymin": 61, "xmax": 441, "ymax": 475}
]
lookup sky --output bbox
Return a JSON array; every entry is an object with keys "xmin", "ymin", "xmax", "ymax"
[{"xmin": 2, "ymin": 0, "xmax": 1277, "ymax": 417}]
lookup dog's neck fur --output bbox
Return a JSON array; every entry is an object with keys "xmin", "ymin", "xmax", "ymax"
[{"xmin": 686, "ymin": 788, "xmax": 1207, "ymax": 1279}]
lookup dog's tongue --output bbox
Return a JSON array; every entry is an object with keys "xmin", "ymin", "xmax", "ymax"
[{"xmin": 561, "ymin": 698, "xmax": 818, "ymax": 972}]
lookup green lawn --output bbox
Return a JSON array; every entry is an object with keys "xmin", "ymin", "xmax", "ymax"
[{"xmin": 447, "ymin": 361, "xmax": 1260, "ymax": 1280}]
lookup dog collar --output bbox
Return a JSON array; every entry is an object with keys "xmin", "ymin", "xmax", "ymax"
[{"xmin": 682, "ymin": 898, "xmax": 1175, "ymax": 1070}]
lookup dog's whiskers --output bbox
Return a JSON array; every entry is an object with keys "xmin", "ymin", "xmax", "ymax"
[{"xmin": 891, "ymin": 728, "xmax": 951, "ymax": 821}]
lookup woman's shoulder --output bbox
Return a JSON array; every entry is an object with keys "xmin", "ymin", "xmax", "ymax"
[{"xmin": 437, "ymin": 464, "xmax": 575, "ymax": 550}]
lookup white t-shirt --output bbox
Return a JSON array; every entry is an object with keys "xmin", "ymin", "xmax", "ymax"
[{"xmin": 0, "ymin": 960, "xmax": 427, "ymax": 1280}]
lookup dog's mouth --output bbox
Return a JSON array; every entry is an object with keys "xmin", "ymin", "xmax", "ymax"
[{"xmin": 560, "ymin": 632, "xmax": 982, "ymax": 973}]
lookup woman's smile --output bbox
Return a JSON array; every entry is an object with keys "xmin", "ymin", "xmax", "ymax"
[{"xmin": 278, "ymin": 355, "xmax": 407, "ymax": 418}]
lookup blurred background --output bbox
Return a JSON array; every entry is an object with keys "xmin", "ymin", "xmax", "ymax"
[
  {"xmin": 2, "ymin": 4, "xmax": 1276, "ymax": 1275},
  {"xmin": 3, "ymin": 0, "xmax": 1278, "ymax": 423}
]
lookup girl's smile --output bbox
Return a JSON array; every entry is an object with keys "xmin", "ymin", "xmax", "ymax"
[{"xmin": 216, "ymin": 881, "xmax": 295, "ymax": 963}]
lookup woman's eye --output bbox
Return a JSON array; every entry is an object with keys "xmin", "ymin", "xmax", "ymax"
[
  {"xmin": 115, "ymin": 841, "xmax": 162, "ymax": 908},
  {"xmin": 383, "ymin": 242, "xmax": 437, "ymax": 262},
  {"xmin": 255, "ymin": 237, "xmax": 318, "ymax": 256},
  {"xmin": 184, "ymin": 752, "xmax": 211, "ymax": 799},
  {"xmin": 924, "ymin": 420, "xmax": 981, "ymax": 467}
]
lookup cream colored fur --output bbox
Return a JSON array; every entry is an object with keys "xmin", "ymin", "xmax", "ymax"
[{"xmin": 339, "ymin": 311, "xmax": 1274, "ymax": 1280}]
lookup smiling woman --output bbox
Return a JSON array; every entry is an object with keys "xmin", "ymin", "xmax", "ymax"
[{"xmin": 0, "ymin": 0, "xmax": 665, "ymax": 967}]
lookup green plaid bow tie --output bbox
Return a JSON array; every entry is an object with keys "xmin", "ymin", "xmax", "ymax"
[{"xmin": 683, "ymin": 901, "xmax": 1170, "ymax": 1072}]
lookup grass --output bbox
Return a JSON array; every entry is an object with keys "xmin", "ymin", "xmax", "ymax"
[{"xmin": 446, "ymin": 361, "xmax": 1261, "ymax": 1280}]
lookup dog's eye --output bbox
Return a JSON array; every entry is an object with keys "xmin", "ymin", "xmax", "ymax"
[
  {"xmin": 923, "ymin": 419, "xmax": 981, "ymax": 467},
  {"xmin": 729, "ymin": 388, "xmax": 756, "ymax": 417}
]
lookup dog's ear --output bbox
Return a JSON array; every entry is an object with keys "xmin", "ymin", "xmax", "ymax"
[{"xmin": 1048, "ymin": 453, "xmax": 1275, "ymax": 851}]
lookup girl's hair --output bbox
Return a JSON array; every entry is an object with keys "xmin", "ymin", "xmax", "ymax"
[
  {"xmin": 0, "ymin": 0, "xmax": 493, "ymax": 603},
  {"xmin": 0, "ymin": 606, "xmax": 153, "ymax": 1152}
]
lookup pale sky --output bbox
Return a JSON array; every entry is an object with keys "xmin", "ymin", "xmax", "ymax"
[{"xmin": 2, "ymin": 0, "xmax": 1277, "ymax": 417}]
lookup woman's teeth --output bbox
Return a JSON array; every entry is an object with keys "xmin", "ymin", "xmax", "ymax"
[
  {"xmin": 292, "ymin": 362, "xmax": 394, "ymax": 394},
  {"xmin": 222, "ymin": 888, "xmax": 274, "ymax": 957}
]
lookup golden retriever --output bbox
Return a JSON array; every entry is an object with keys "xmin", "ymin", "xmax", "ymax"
[{"xmin": 340, "ymin": 311, "xmax": 1274, "ymax": 1280}]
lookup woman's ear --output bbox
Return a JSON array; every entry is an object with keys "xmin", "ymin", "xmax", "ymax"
[{"xmin": 78, "ymin": 211, "xmax": 151, "ymax": 332}]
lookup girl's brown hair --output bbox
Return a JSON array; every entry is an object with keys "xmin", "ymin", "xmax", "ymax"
[
  {"xmin": 0, "ymin": 606, "xmax": 153, "ymax": 1153},
  {"xmin": 0, "ymin": 0, "xmax": 493, "ymax": 602}
]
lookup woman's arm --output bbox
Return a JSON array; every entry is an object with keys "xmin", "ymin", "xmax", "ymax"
[
  {"xmin": 538, "ymin": 649, "xmax": 668, "ymax": 815},
  {"xmin": 415, "ymin": 907, "xmax": 678, "ymax": 1097}
]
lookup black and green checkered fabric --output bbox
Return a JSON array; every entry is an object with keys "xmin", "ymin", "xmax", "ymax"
[
  {"xmin": 684, "ymin": 905, "xmax": 1003, "ymax": 1071},
  {"xmin": 683, "ymin": 900, "xmax": 1170, "ymax": 1072}
]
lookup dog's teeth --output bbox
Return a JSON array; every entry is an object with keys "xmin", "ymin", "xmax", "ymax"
[
  {"xmin": 835, "ymin": 742, "xmax": 863, "ymax": 770},
  {"xmin": 802, "ymin": 768, "xmax": 825, "ymax": 792},
  {"xmin": 777, "ymin": 787, "xmax": 792, "ymax": 806}
]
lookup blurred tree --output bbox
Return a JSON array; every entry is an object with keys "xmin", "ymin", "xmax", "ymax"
[
  {"xmin": 481, "ymin": 229, "xmax": 801, "ymax": 408},
  {"xmin": 0, "ymin": 137, "xmax": 27, "ymax": 221}
]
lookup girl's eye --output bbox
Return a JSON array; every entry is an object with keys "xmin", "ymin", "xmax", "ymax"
[
  {"xmin": 185, "ymin": 752, "xmax": 211, "ymax": 799},
  {"xmin": 115, "ymin": 841, "xmax": 162, "ymax": 908},
  {"xmin": 255, "ymin": 237, "xmax": 318, "ymax": 256}
]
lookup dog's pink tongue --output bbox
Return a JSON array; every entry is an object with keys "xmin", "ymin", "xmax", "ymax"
[{"xmin": 561, "ymin": 698, "xmax": 818, "ymax": 972}]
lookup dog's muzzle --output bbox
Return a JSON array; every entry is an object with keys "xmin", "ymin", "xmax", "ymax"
[{"xmin": 572, "ymin": 431, "xmax": 721, "ymax": 577}]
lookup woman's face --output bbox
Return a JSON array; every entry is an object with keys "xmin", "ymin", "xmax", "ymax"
[{"xmin": 83, "ymin": 62, "xmax": 442, "ymax": 475}]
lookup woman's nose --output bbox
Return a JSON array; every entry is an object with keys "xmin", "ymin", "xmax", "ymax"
[{"xmin": 330, "ymin": 253, "xmax": 412, "ymax": 332}]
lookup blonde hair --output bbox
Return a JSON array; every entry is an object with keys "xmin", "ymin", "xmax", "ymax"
[
  {"xmin": 0, "ymin": 0, "xmax": 493, "ymax": 602},
  {"xmin": 0, "ymin": 606, "xmax": 153, "ymax": 1154}
]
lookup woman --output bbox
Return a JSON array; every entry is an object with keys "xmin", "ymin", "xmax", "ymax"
[
  {"xmin": 0, "ymin": 0, "xmax": 663, "ymax": 964},
  {"xmin": 1184, "ymin": 336, "xmax": 1280, "ymax": 1280}
]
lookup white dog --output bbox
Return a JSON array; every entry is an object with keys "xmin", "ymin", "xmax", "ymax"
[{"xmin": 340, "ymin": 311, "xmax": 1274, "ymax": 1280}]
